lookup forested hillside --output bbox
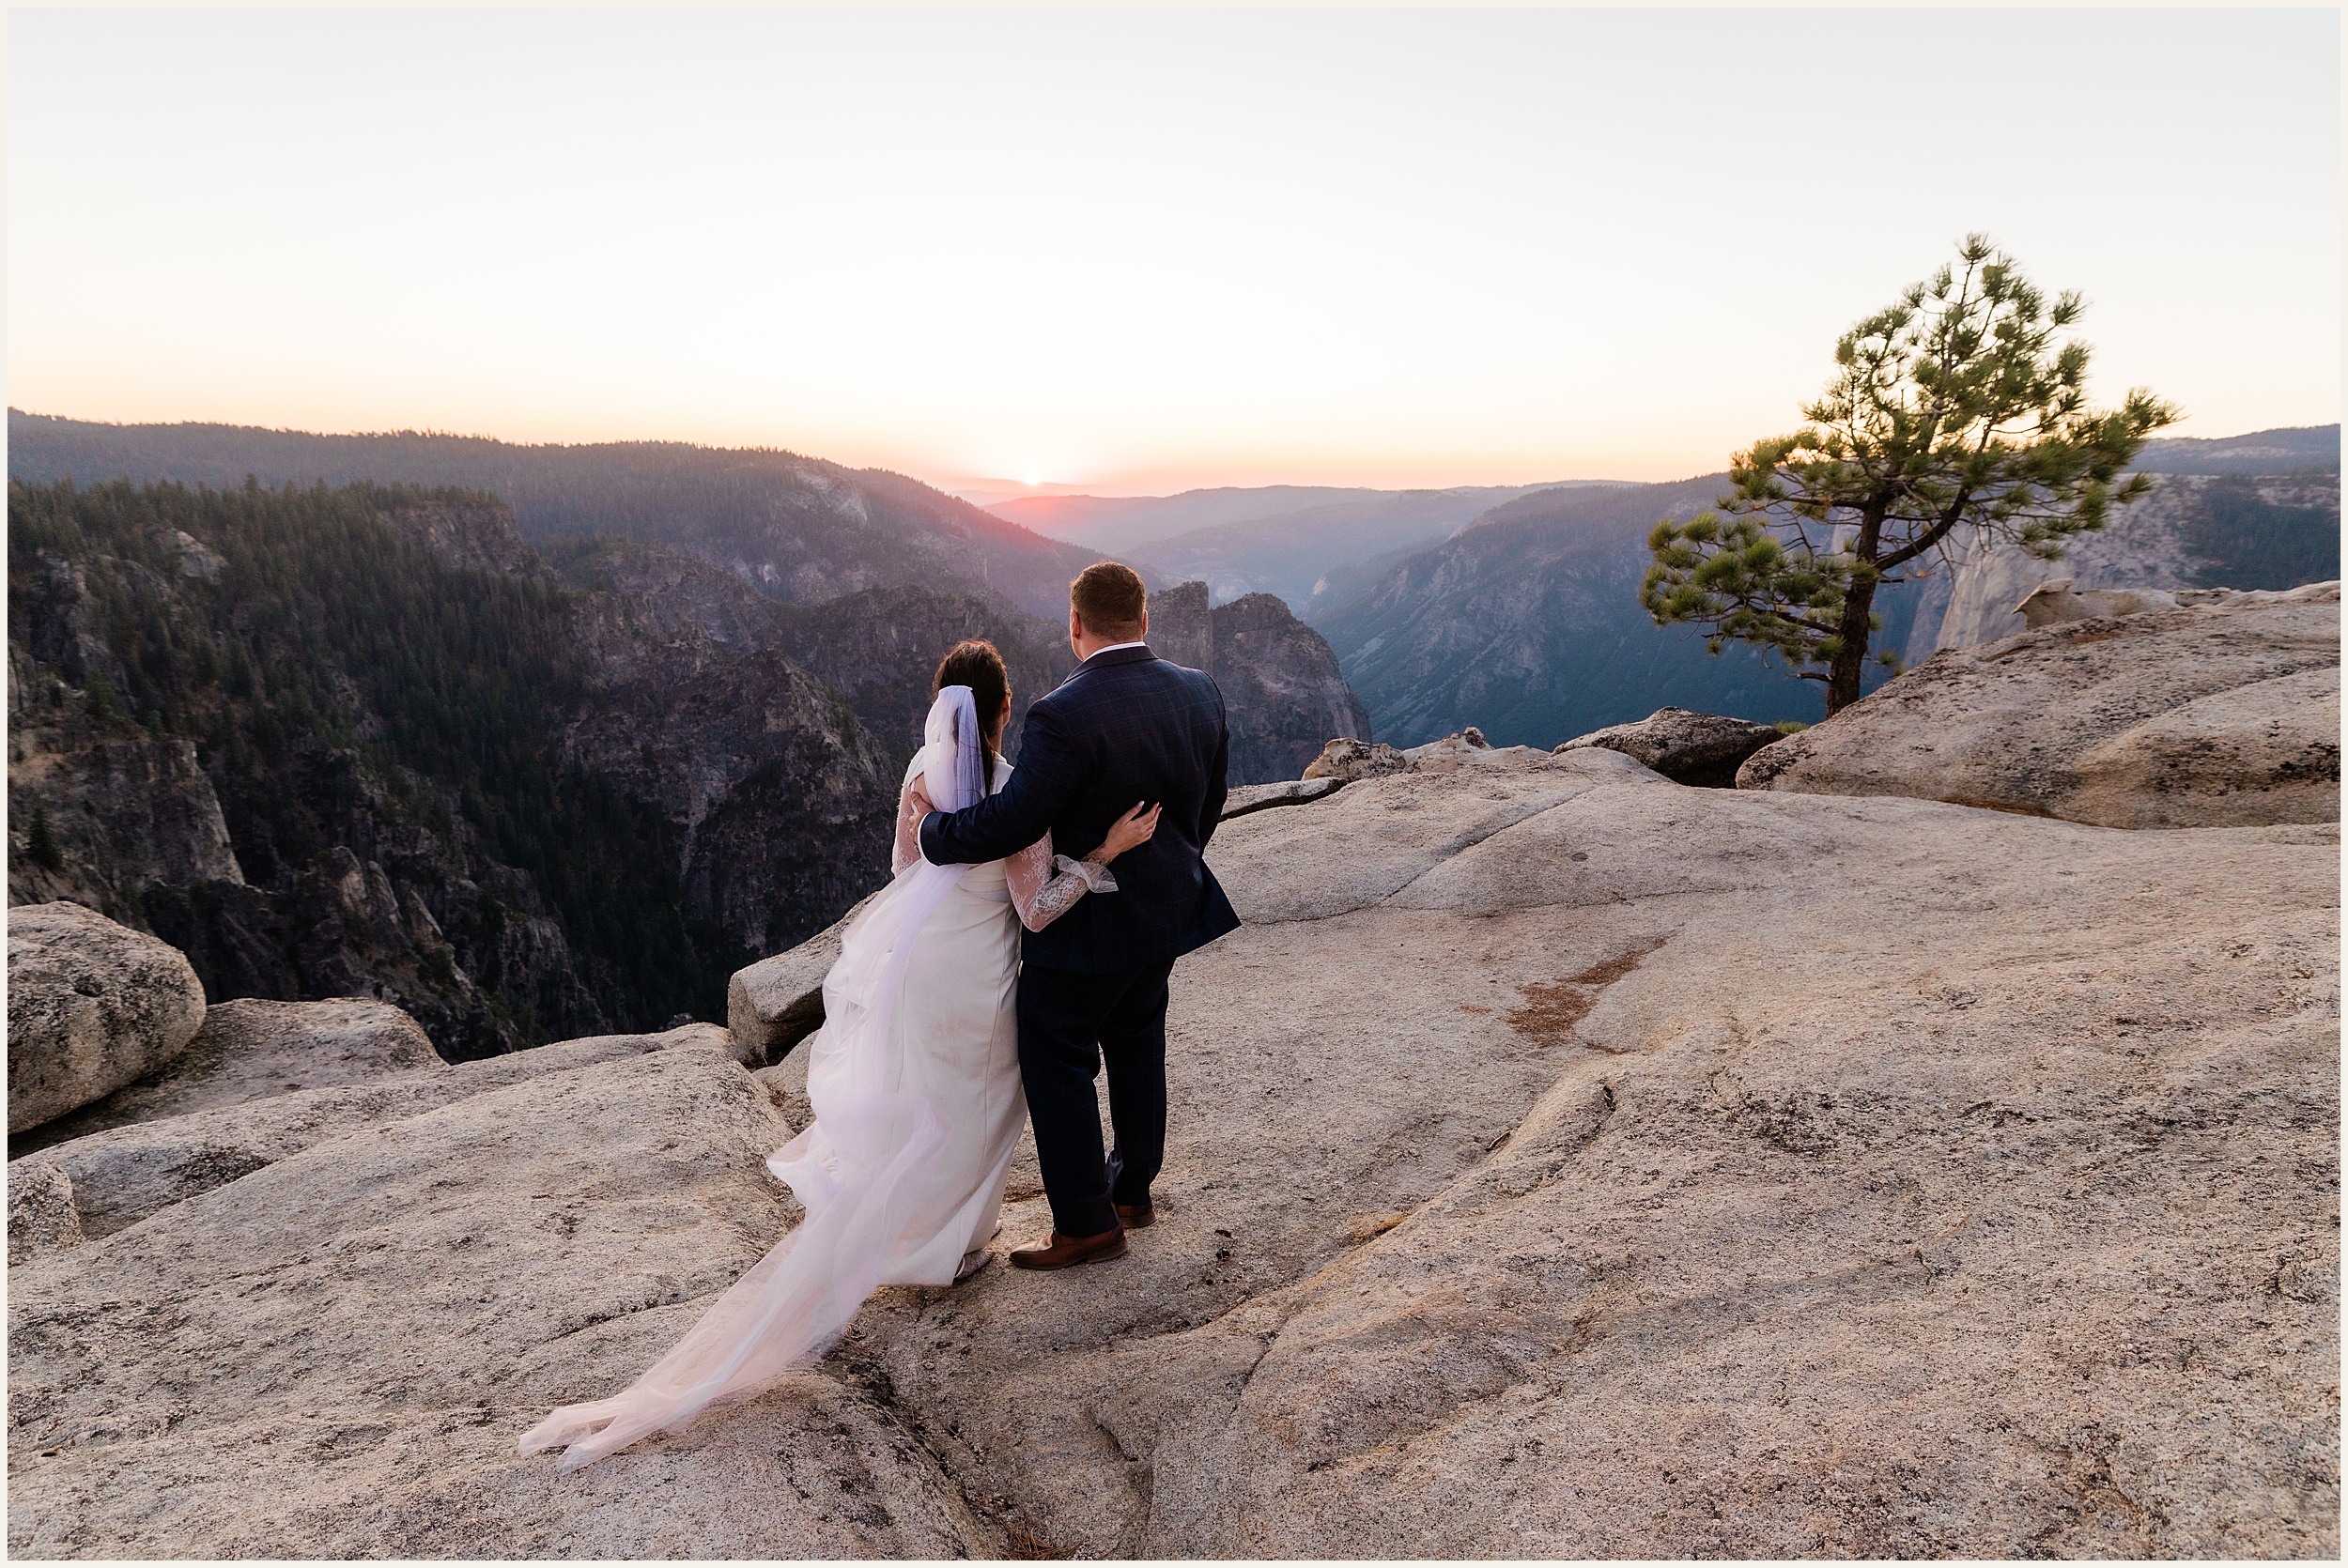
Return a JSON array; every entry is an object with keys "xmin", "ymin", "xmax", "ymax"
[
  {"xmin": 8, "ymin": 479, "xmax": 896, "ymax": 1056},
  {"xmin": 6, "ymin": 410, "xmax": 1097, "ymax": 620}
]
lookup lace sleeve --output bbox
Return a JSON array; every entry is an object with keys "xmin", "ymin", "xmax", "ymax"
[
  {"xmin": 1005, "ymin": 829, "xmax": 1118, "ymax": 933},
  {"xmin": 892, "ymin": 779, "xmax": 925, "ymax": 876}
]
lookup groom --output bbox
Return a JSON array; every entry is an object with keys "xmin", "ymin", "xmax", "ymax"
[{"xmin": 916, "ymin": 561, "xmax": 1241, "ymax": 1268}]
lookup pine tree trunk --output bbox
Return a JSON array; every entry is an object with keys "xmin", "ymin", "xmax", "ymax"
[
  {"xmin": 1824, "ymin": 576, "xmax": 1877, "ymax": 715},
  {"xmin": 1824, "ymin": 508, "xmax": 1888, "ymax": 716}
]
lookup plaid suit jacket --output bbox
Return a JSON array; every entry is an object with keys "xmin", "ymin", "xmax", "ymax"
[{"xmin": 918, "ymin": 644, "xmax": 1243, "ymax": 973}]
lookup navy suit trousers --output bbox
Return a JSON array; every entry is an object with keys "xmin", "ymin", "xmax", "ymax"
[{"xmin": 1016, "ymin": 957, "xmax": 1177, "ymax": 1238}]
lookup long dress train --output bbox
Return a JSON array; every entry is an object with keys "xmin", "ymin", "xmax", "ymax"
[{"xmin": 517, "ymin": 685, "xmax": 1110, "ymax": 1470}]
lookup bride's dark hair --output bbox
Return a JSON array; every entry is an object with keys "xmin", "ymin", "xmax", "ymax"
[{"xmin": 933, "ymin": 639, "xmax": 1012, "ymax": 773}]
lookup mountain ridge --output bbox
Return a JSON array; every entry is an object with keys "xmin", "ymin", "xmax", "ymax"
[{"xmin": 7, "ymin": 410, "xmax": 1100, "ymax": 621}]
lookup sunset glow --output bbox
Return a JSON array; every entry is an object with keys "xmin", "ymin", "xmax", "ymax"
[{"xmin": 8, "ymin": 7, "xmax": 2339, "ymax": 495}]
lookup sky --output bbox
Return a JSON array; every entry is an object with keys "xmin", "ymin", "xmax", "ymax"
[{"xmin": 8, "ymin": 5, "xmax": 2340, "ymax": 496}]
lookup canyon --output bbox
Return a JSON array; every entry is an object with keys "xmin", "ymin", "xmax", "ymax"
[
  {"xmin": 8, "ymin": 581, "xmax": 2337, "ymax": 1556},
  {"xmin": 8, "ymin": 459, "xmax": 1369, "ymax": 1057}
]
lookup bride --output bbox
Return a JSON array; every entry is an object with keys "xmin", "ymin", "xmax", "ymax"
[{"xmin": 519, "ymin": 638, "xmax": 1160, "ymax": 1471}]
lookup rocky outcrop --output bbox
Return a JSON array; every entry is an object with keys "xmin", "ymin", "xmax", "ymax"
[
  {"xmin": 1925, "ymin": 469, "xmax": 2341, "ymax": 653},
  {"xmin": 8, "ymin": 409, "xmax": 1101, "ymax": 623},
  {"xmin": 1300, "ymin": 729, "xmax": 1511, "ymax": 783},
  {"xmin": 2014, "ymin": 578, "xmax": 2180, "ymax": 628},
  {"xmin": 1740, "ymin": 592, "xmax": 2341, "ymax": 827},
  {"xmin": 1301, "ymin": 737, "xmax": 1414, "ymax": 782},
  {"xmin": 2016, "ymin": 577, "xmax": 2337, "ymax": 631},
  {"xmin": 1555, "ymin": 706, "xmax": 1784, "ymax": 787},
  {"xmin": 1147, "ymin": 581, "xmax": 1374, "ymax": 785},
  {"xmin": 14, "ymin": 998, "xmax": 440, "ymax": 1154},
  {"xmin": 7, "ymin": 902, "xmax": 206, "ymax": 1134},
  {"xmin": 9, "ymin": 744, "xmax": 2334, "ymax": 1557}
]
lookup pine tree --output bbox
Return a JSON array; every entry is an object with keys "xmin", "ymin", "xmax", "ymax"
[
  {"xmin": 1643, "ymin": 235, "xmax": 2179, "ymax": 715},
  {"xmin": 25, "ymin": 804, "xmax": 65, "ymax": 872}
]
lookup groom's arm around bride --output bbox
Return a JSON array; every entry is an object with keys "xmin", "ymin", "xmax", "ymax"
[
  {"xmin": 917, "ymin": 561, "xmax": 1241, "ymax": 1264},
  {"xmin": 916, "ymin": 561, "xmax": 1239, "ymax": 974}
]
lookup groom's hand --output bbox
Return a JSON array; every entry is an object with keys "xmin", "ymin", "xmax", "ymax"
[{"xmin": 907, "ymin": 777, "xmax": 937, "ymax": 820}]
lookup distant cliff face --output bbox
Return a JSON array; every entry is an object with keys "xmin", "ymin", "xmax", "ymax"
[
  {"xmin": 563, "ymin": 592, "xmax": 897, "ymax": 961},
  {"xmin": 769, "ymin": 587, "xmax": 1077, "ymax": 770},
  {"xmin": 550, "ymin": 536, "xmax": 1075, "ymax": 770},
  {"xmin": 1145, "ymin": 581, "xmax": 1372, "ymax": 784},
  {"xmin": 566, "ymin": 548, "xmax": 1370, "ymax": 790},
  {"xmin": 7, "ymin": 481, "xmax": 896, "ymax": 1057},
  {"xmin": 6, "ymin": 410, "xmax": 1097, "ymax": 622}
]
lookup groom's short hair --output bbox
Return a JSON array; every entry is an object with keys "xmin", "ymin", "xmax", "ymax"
[{"xmin": 1071, "ymin": 561, "xmax": 1147, "ymax": 639}]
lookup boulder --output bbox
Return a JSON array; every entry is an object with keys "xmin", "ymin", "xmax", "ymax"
[
  {"xmin": 1554, "ymin": 706, "xmax": 1784, "ymax": 787},
  {"xmin": 16, "ymin": 997, "xmax": 441, "ymax": 1152},
  {"xmin": 726, "ymin": 895, "xmax": 874, "ymax": 1066},
  {"xmin": 1738, "ymin": 592, "xmax": 2341, "ymax": 827},
  {"xmin": 8, "ymin": 749, "xmax": 2337, "ymax": 1557},
  {"xmin": 1301, "ymin": 736, "xmax": 1414, "ymax": 782},
  {"xmin": 7, "ymin": 902, "xmax": 206, "ymax": 1134}
]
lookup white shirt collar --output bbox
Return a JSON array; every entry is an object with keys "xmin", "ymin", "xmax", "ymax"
[{"xmin": 1084, "ymin": 639, "xmax": 1149, "ymax": 661}]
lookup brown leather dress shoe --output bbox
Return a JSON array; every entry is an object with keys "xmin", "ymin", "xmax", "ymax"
[
  {"xmin": 1009, "ymin": 1226, "xmax": 1128, "ymax": 1270},
  {"xmin": 1114, "ymin": 1201, "xmax": 1155, "ymax": 1229}
]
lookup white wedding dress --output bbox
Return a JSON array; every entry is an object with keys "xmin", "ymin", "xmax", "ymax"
[{"xmin": 518, "ymin": 686, "xmax": 1109, "ymax": 1470}]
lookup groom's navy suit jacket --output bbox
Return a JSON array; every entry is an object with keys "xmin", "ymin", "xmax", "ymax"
[{"xmin": 919, "ymin": 644, "xmax": 1242, "ymax": 974}]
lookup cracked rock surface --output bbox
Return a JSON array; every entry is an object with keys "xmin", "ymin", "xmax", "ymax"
[{"xmin": 8, "ymin": 746, "xmax": 2339, "ymax": 1557}]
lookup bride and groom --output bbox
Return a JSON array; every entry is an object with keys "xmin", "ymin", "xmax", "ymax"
[{"xmin": 520, "ymin": 561, "xmax": 1240, "ymax": 1470}]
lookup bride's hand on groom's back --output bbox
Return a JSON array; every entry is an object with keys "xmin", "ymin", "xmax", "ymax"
[{"xmin": 1094, "ymin": 801, "xmax": 1162, "ymax": 864}]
